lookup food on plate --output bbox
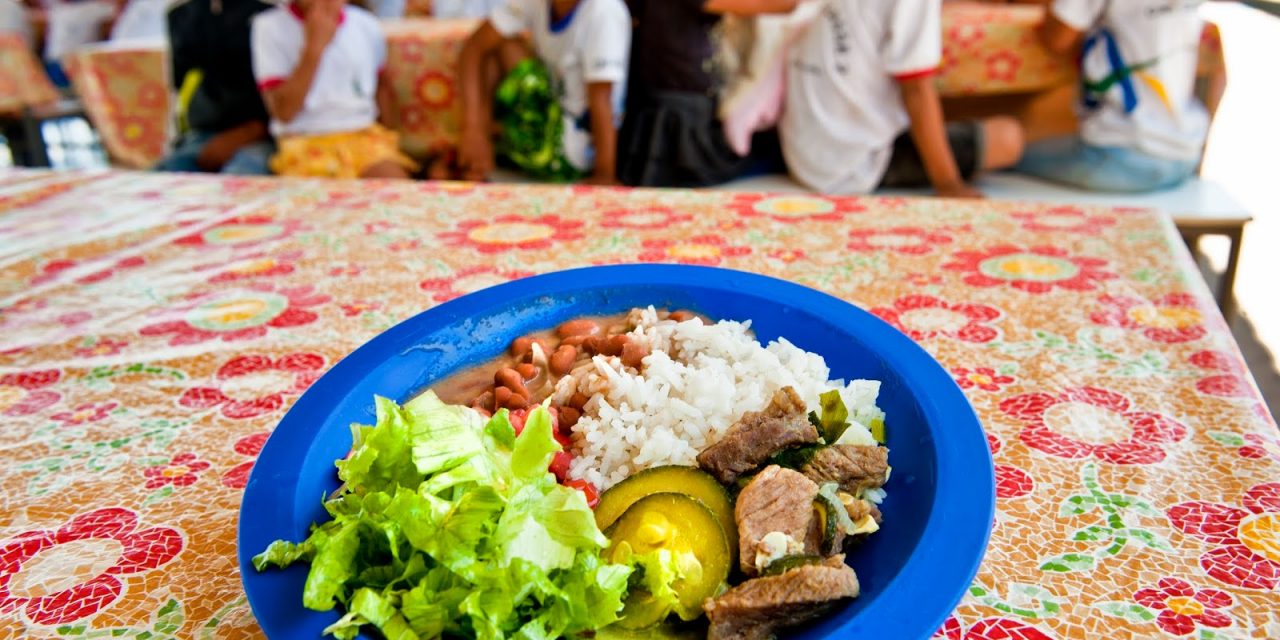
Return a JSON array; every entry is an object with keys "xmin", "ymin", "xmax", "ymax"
[
  {"xmin": 702, "ymin": 555, "xmax": 861, "ymax": 640},
  {"xmin": 254, "ymin": 307, "xmax": 890, "ymax": 639}
]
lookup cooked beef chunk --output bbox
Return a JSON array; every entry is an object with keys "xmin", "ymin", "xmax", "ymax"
[
  {"xmin": 800, "ymin": 444, "xmax": 889, "ymax": 494},
  {"xmin": 735, "ymin": 465, "xmax": 819, "ymax": 575},
  {"xmin": 704, "ymin": 555, "xmax": 861, "ymax": 640},
  {"xmin": 697, "ymin": 386, "xmax": 819, "ymax": 484}
]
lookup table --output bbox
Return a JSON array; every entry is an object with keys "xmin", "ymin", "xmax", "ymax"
[
  {"xmin": 0, "ymin": 169, "xmax": 1276, "ymax": 638},
  {"xmin": 0, "ymin": 34, "xmax": 59, "ymax": 116}
]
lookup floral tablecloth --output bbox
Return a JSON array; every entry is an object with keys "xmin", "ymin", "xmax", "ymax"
[
  {"xmin": 1, "ymin": 169, "xmax": 1277, "ymax": 639},
  {"xmin": 0, "ymin": 34, "xmax": 60, "ymax": 117}
]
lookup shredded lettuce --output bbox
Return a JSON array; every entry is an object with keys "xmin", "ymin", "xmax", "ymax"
[{"xmin": 254, "ymin": 393, "xmax": 632, "ymax": 640}]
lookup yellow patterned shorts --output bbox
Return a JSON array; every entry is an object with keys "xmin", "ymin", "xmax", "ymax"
[{"xmin": 270, "ymin": 124, "xmax": 419, "ymax": 178}]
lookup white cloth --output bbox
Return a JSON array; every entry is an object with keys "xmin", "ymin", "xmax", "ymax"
[
  {"xmin": 489, "ymin": 0, "xmax": 630, "ymax": 172},
  {"xmin": 44, "ymin": 0, "xmax": 115, "ymax": 61},
  {"xmin": 780, "ymin": 0, "xmax": 942, "ymax": 194},
  {"xmin": 109, "ymin": 0, "xmax": 169, "ymax": 41},
  {"xmin": 1052, "ymin": 0, "xmax": 1209, "ymax": 161},
  {"xmin": 434, "ymin": 0, "xmax": 502, "ymax": 18},
  {"xmin": 366, "ymin": 0, "xmax": 405, "ymax": 18},
  {"xmin": 0, "ymin": 0, "xmax": 33, "ymax": 44},
  {"xmin": 251, "ymin": 5, "xmax": 386, "ymax": 137}
]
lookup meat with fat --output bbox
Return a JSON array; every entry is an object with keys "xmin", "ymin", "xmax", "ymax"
[
  {"xmin": 800, "ymin": 444, "xmax": 889, "ymax": 494},
  {"xmin": 735, "ymin": 465, "xmax": 819, "ymax": 575},
  {"xmin": 697, "ymin": 386, "xmax": 819, "ymax": 485},
  {"xmin": 704, "ymin": 555, "xmax": 861, "ymax": 640}
]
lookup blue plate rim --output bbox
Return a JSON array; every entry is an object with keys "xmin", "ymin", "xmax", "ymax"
[{"xmin": 238, "ymin": 264, "xmax": 994, "ymax": 639}]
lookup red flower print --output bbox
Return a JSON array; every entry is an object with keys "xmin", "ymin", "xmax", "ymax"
[
  {"xmin": 143, "ymin": 453, "xmax": 211, "ymax": 489},
  {"xmin": 416, "ymin": 71, "xmax": 455, "ymax": 110},
  {"xmin": 364, "ymin": 221, "xmax": 395, "ymax": 235},
  {"xmin": 947, "ymin": 22, "xmax": 985, "ymax": 50},
  {"xmin": 340, "ymin": 301, "xmax": 382, "ymax": 317},
  {"xmin": 0, "ymin": 370, "xmax": 61, "ymax": 417},
  {"xmin": 1133, "ymin": 577, "xmax": 1234, "ymax": 635},
  {"xmin": 173, "ymin": 215, "xmax": 303, "ymax": 248},
  {"xmin": 0, "ymin": 507, "xmax": 182, "ymax": 625},
  {"xmin": 847, "ymin": 226, "xmax": 953, "ymax": 255},
  {"xmin": 637, "ymin": 235, "xmax": 752, "ymax": 266},
  {"xmin": 139, "ymin": 284, "xmax": 329, "ymax": 346},
  {"xmin": 76, "ymin": 256, "xmax": 146, "ymax": 285},
  {"xmin": 987, "ymin": 433, "xmax": 1034, "ymax": 500},
  {"xmin": 387, "ymin": 238, "xmax": 422, "ymax": 252},
  {"xmin": 1235, "ymin": 433, "xmax": 1280, "ymax": 463},
  {"xmin": 137, "ymin": 81, "xmax": 167, "ymax": 110},
  {"xmin": 51, "ymin": 402, "xmax": 117, "ymax": 426},
  {"xmin": 943, "ymin": 245, "xmax": 1115, "ymax": 294},
  {"xmin": 439, "ymin": 214, "xmax": 584, "ymax": 254},
  {"xmin": 179, "ymin": 353, "xmax": 325, "ymax": 420},
  {"xmin": 935, "ymin": 616, "xmax": 1054, "ymax": 640},
  {"xmin": 222, "ymin": 432, "xmax": 270, "ymax": 489},
  {"xmin": 953, "ymin": 367, "xmax": 1014, "ymax": 392},
  {"xmin": 1168, "ymin": 483, "xmax": 1280, "ymax": 590},
  {"xmin": 600, "ymin": 207, "xmax": 693, "ymax": 230},
  {"xmin": 73, "ymin": 339, "xmax": 129, "ymax": 358},
  {"xmin": 766, "ymin": 248, "xmax": 806, "ymax": 263},
  {"xmin": 31, "ymin": 259, "xmax": 76, "ymax": 285},
  {"xmin": 207, "ymin": 252, "xmax": 298, "ymax": 284},
  {"xmin": 1002, "ymin": 387, "xmax": 1188, "ymax": 465},
  {"xmin": 419, "ymin": 266, "xmax": 536, "ymax": 303},
  {"xmin": 328, "ymin": 263, "xmax": 364, "ymax": 277},
  {"xmin": 729, "ymin": 193, "xmax": 864, "ymax": 224},
  {"xmin": 905, "ymin": 272, "xmax": 944, "ymax": 286},
  {"xmin": 1091, "ymin": 294, "xmax": 1207, "ymax": 344},
  {"xmin": 1189, "ymin": 350, "xmax": 1252, "ymax": 399},
  {"xmin": 871, "ymin": 295, "xmax": 1002, "ymax": 343},
  {"xmin": 985, "ymin": 50, "xmax": 1022, "ymax": 83},
  {"xmin": 1011, "ymin": 206, "xmax": 1116, "ymax": 235}
]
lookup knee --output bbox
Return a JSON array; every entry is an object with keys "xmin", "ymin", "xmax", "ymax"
[{"xmin": 982, "ymin": 117, "xmax": 1025, "ymax": 170}]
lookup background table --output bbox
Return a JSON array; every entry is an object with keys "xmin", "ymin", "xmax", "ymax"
[{"xmin": 0, "ymin": 169, "xmax": 1276, "ymax": 638}]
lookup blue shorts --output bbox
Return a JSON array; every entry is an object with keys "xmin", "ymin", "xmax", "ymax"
[
  {"xmin": 1016, "ymin": 136, "xmax": 1198, "ymax": 193},
  {"xmin": 154, "ymin": 131, "xmax": 275, "ymax": 176}
]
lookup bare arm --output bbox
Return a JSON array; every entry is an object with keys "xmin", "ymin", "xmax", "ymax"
[
  {"xmin": 262, "ymin": 5, "xmax": 340, "ymax": 124},
  {"xmin": 898, "ymin": 75, "xmax": 979, "ymax": 198},
  {"xmin": 1038, "ymin": 12, "xmax": 1084, "ymax": 57},
  {"xmin": 376, "ymin": 72, "xmax": 399, "ymax": 128},
  {"xmin": 456, "ymin": 21, "xmax": 507, "ymax": 179},
  {"xmin": 585, "ymin": 81, "xmax": 618, "ymax": 184},
  {"xmin": 703, "ymin": 0, "xmax": 797, "ymax": 14}
]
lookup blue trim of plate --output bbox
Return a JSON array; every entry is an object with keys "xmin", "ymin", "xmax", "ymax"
[{"xmin": 239, "ymin": 265, "xmax": 995, "ymax": 640}]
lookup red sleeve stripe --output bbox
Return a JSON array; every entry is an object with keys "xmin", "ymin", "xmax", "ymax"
[
  {"xmin": 258, "ymin": 78, "xmax": 285, "ymax": 91},
  {"xmin": 892, "ymin": 67, "xmax": 938, "ymax": 82}
]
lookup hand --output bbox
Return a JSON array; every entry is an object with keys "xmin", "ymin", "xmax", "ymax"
[
  {"xmin": 303, "ymin": 0, "xmax": 342, "ymax": 56},
  {"xmin": 196, "ymin": 122, "xmax": 268, "ymax": 172},
  {"xmin": 456, "ymin": 129, "xmax": 494, "ymax": 181},
  {"xmin": 935, "ymin": 182, "xmax": 984, "ymax": 199}
]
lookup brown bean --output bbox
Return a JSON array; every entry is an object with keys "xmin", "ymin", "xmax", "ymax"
[
  {"xmin": 597, "ymin": 334, "xmax": 627, "ymax": 357},
  {"xmin": 559, "ymin": 406, "xmax": 581, "ymax": 428},
  {"xmin": 516, "ymin": 363, "xmax": 538, "ymax": 380},
  {"xmin": 510, "ymin": 336, "xmax": 533, "ymax": 358},
  {"xmin": 669, "ymin": 310, "xmax": 695, "ymax": 322},
  {"xmin": 494, "ymin": 386, "xmax": 512, "ymax": 409},
  {"xmin": 557, "ymin": 319, "xmax": 601, "ymax": 339},
  {"xmin": 550, "ymin": 345, "xmax": 578, "ymax": 376},
  {"xmin": 504, "ymin": 392, "xmax": 528, "ymax": 410},
  {"xmin": 569, "ymin": 392, "xmax": 589, "ymax": 410},
  {"xmin": 494, "ymin": 367, "xmax": 523, "ymax": 391},
  {"xmin": 473, "ymin": 390, "xmax": 494, "ymax": 412},
  {"xmin": 621, "ymin": 341, "xmax": 650, "ymax": 369},
  {"xmin": 562, "ymin": 334, "xmax": 592, "ymax": 348}
]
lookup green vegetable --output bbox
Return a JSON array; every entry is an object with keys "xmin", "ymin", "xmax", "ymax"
[
  {"xmin": 869, "ymin": 416, "xmax": 887, "ymax": 445},
  {"xmin": 760, "ymin": 554, "xmax": 824, "ymax": 577},
  {"xmin": 254, "ymin": 394, "xmax": 631, "ymax": 640},
  {"xmin": 813, "ymin": 389, "xmax": 850, "ymax": 443},
  {"xmin": 595, "ymin": 466, "xmax": 738, "ymax": 562},
  {"xmin": 495, "ymin": 59, "xmax": 583, "ymax": 183},
  {"xmin": 765, "ymin": 444, "xmax": 823, "ymax": 471}
]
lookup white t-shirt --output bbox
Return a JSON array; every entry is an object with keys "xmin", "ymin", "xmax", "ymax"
[
  {"xmin": 1053, "ymin": 0, "xmax": 1209, "ymax": 161},
  {"xmin": 434, "ymin": 0, "xmax": 502, "ymax": 18},
  {"xmin": 781, "ymin": 0, "xmax": 942, "ymax": 194},
  {"xmin": 251, "ymin": 5, "xmax": 385, "ymax": 138},
  {"xmin": 0, "ymin": 0, "xmax": 33, "ymax": 45},
  {"xmin": 489, "ymin": 0, "xmax": 630, "ymax": 172},
  {"xmin": 109, "ymin": 0, "xmax": 169, "ymax": 41}
]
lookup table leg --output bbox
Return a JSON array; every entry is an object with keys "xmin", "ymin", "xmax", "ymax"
[
  {"xmin": 20, "ymin": 111, "xmax": 51, "ymax": 168},
  {"xmin": 1219, "ymin": 225, "xmax": 1244, "ymax": 320}
]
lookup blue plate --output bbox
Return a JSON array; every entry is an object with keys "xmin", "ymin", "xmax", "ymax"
[{"xmin": 239, "ymin": 265, "xmax": 994, "ymax": 640}]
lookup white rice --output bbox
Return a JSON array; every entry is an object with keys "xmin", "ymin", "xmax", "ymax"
[{"xmin": 557, "ymin": 307, "xmax": 885, "ymax": 490}]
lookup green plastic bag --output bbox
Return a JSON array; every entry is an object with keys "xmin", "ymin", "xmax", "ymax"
[{"xmin": 494, "ymin": 59, "xmax": 584, "ymax": 182}]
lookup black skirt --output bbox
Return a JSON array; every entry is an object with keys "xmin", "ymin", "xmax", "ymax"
[{"xmin": 618, "ymin": 91, "xmax": 773, "ymax": 188}]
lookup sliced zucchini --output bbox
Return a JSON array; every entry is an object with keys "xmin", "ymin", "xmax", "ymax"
[
  {"xmin": 605, "ymin": 493, "xmax": 732, "ymax": 624},
  {"xmin": 595, "ymin": 466, "xmax": 737, "ymax": 560}
]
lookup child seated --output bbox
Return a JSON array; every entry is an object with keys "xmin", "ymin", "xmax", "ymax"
[
  {"xmin": 780, "ymin": 0, "xmax": 1023, "ymax": 197},
  {"xmin": 1019, "ymin": 0, "xmax": 1210, "ymax": 192},
  {"xmin": 454, "ymin": 0, "xmax": 631, "ymax": 184},
  {"xmin": 251, "ymin": 0, "xmax": 416, "ymax": 179}
]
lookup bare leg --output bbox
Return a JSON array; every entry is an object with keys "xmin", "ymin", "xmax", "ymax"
[
  {"xmin": 980, "ymin": 116, "xmax": 1025, "ymax": 171},
  {"xmin": 361, "ymin": 160, "xmax": 412, "ymax": 179}
]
